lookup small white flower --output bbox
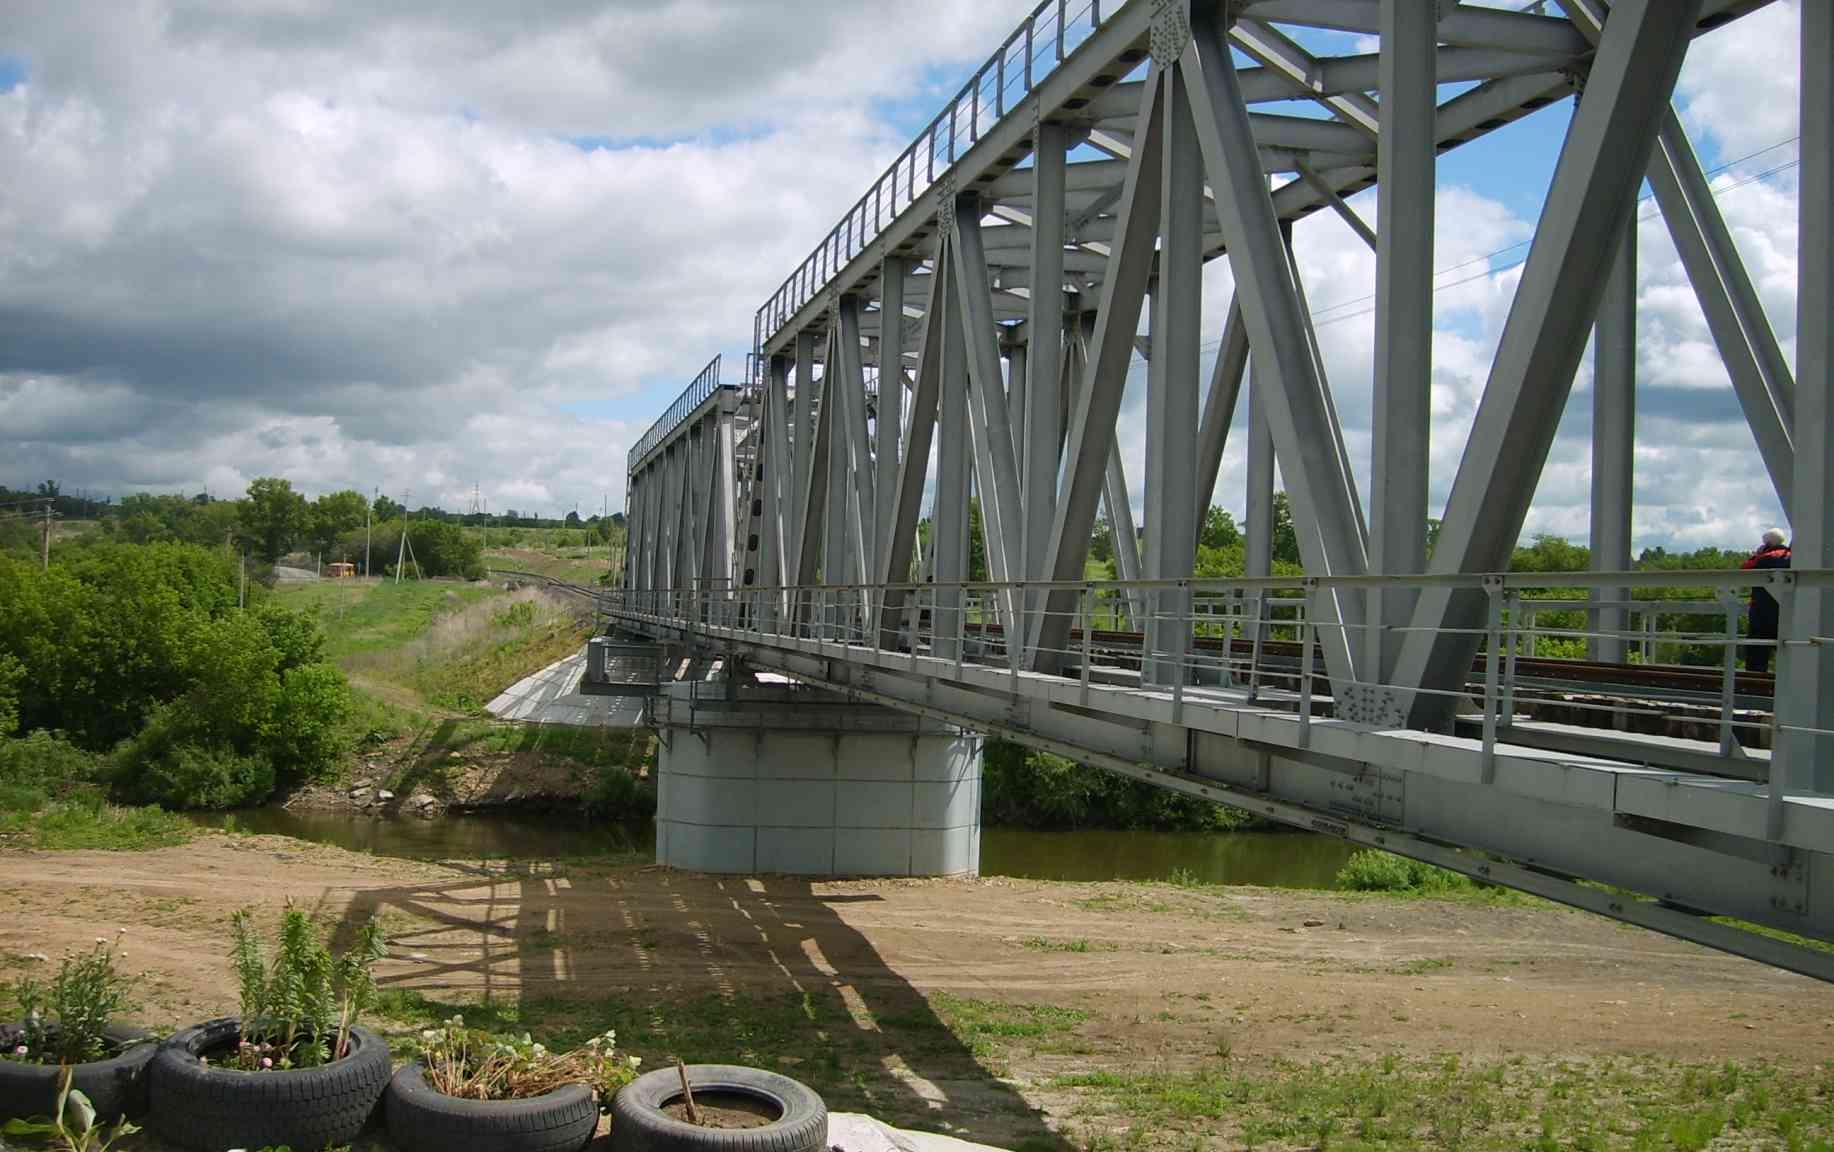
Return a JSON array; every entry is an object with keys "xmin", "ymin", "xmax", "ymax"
[{"xmin": 630, "ymin": 1056, "xmax": 642, "ymax": 1068}]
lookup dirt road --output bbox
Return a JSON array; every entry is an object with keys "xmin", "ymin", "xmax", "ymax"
[{"xmin": 2, "ymin": 836, "xmax": 1828, "ymax": 1148}]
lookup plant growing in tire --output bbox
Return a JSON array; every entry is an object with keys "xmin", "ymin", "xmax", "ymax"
[
  {"xmin": 1, "ymin": 931, "xmax": 156, "ymax": 1126},
  {"xmin": 386, "ymin": 1015, "xmax": 642, "ymax": 1152},
  {"xmin": 147, "ymin": 903, "xmax": 390, "ymax": 1152},
  {"xmin": 611, "ymin": 1064, "xmax": 827, "ymax": 1152}
]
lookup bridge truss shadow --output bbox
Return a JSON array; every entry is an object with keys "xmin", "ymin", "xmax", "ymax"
[{"xmin": 335, "ymin": 860, "xmax": 1062, "ymax": 1150}]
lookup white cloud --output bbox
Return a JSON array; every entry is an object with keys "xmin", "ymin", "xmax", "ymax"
[{"xmin": 0, "ymin": 0, "xmax": 1811, "ymax": 559}]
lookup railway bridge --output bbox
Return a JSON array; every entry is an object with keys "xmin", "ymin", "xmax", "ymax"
[{"xmin": 607, "ymin": 0, "xmax": 1834, "ymax": 980}]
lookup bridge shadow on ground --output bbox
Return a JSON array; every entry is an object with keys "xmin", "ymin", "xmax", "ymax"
[{"xmin": 335, "ymin": 860, "xmax": 1063, "ymax": 1151}]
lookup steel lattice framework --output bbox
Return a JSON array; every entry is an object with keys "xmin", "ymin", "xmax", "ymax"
[{"xmin": 618, "ymin": 0, "xmax": 1833, "ymax": 977}]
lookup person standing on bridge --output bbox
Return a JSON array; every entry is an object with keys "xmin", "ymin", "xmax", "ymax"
[{"xmin": 1741, "ymin": 528, "xmax": 1791, "ymax": 674}]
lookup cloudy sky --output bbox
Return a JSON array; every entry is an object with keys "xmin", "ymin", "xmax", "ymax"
[{"xmin": 0, "ymin": 0, "xmax": 1806, "ymax": 550}]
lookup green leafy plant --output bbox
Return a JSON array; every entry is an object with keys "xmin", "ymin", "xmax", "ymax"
[
  {"xmin": 226, "ymin": 904, "xmax": 385, "ymax": 1069},
  {"xmin": 5, "ymin": 932, "xmax": 137, "ymax": 1065},
  {"xmin": 416, "ymin": 1015, "xmax": 640, "ymax": 1105},
  {"xmin": 0, "ymin": 1065, "xmax": 140, "ymax": 1151}
]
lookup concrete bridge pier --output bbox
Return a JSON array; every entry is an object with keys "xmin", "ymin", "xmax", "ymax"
[{"xmin": 652, "ymin": 678, "xmax": 982, "ymax": 877}]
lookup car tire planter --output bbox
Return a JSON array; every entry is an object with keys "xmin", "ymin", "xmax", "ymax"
[
  {"xmin": 0, "ymin": 1024, "xmax": 156, "ymax": 1124},
  {"xmin": 386, "ymin": 1060, "xmax": 601, "ymax": 1152},
  {"xmin": 610, "ymin": 1065, "xmax": 826, "ymax": 1152},
  {"xmin": 147, "ymin": 1017, "xmax": 391, "ymax": 1151}
]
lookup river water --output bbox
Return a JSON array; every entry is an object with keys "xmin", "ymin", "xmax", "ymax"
[{"xmin": 188, "ymin": 810, "xmax": 1357, "ymax": 890}]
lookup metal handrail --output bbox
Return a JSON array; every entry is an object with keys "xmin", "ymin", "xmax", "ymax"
[
  {"xmin": 628, "ymin": 354, "xmax": 726, "ymax": 471},
  {"xmin": 752, "ymin": 0, "xmax": 1107, "ymax": 350}
]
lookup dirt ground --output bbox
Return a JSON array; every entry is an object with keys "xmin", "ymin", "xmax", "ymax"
[{"xmin": 2, "ymin": 835, "xmax": 1829, "ymax": 1148}]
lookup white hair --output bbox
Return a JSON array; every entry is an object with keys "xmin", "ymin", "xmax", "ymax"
[{"xmin": 1763, "ymin": 528, "xmax": 1786, "ymax": 547}]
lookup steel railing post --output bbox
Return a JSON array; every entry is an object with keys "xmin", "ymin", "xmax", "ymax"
[
  {"xmin": 1720, "ymin": 589, "xmax": 1741, "ymax": 757},
  {"xmin": 1174, "ymin": 581, "xmax": 1190, "ymax": 724},
  {"xmin": 1483, "ymin": 580, "xmax": 1504, "ymax": 784},
  {"xmin": 1081, "ymin": 586, "xmax": 1094, "ymax": 704},
  {"xmin": 1501, "ymin": 590, "xmax": 1520, "ymax": 731},
  {"xmin": 1298, "ymin": 586, "xmax": 1316, "ymax": 749}
]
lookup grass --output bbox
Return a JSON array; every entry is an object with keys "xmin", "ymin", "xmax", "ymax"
[
  {"xmin": 1054, "ymin": 1053, "xmax": 1834, "ymax": 1151},
  {"xmin": 0, "ymin": 794, "xmax": 192, "ymax": 851},
  {"xmin": 1023, "ymin": 936, "xmax": 1096, "ymax": 953}
]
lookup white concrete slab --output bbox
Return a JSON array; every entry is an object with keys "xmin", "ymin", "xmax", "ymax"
[{"xmin": 484, "ymin": 650, "xmax": 645, "ymax": 728}]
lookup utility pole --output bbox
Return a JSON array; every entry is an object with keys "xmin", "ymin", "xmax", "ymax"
[
  {"xmin": 41, "ymin": 501, "xmax": 51, "ymax": 571},
  {"xmin": 364, "ymin": 488, "xmax": 374, "ymax": 579}
]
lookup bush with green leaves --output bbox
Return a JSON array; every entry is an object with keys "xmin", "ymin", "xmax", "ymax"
[
  {"xmin": 228, "ymin": 905, "xmax": 386, "ymax": 1069},
  {"xmin": 1335, "ymin": 848, "xmax": 1473, "ymax": 894},
  {"xmin": 980, "ymin": 741, "xmax": 1262, "ymax": 831},
  {"xmin": 5, "ymin": 931, "xmax": 138, "ymax": 1065},
  {"xmin": 0, "ymin": 543, "xmax": 354, "ymax": 809}
]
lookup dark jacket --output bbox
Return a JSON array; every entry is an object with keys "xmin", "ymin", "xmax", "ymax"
[{"xmin": 1742, "ymin": 544, "xmax": 1791, "ymax": 630}]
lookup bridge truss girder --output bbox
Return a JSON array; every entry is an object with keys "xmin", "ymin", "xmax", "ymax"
[{"xmin": 618, "ymin": 0, "xmax": 1832, "ymax": 968}]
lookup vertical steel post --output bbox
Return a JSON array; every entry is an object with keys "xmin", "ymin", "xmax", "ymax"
[
  {"xmin": 1591, "ymin": 222, "xmax": 1637, "ymax": 663},
  {"xmin": 1370, "ymin": 0, "xmax": 1436, "ymax": 683},
  {"xmin": 1779, "ymin": 0, "xmax": 1834, "ymax": 793},
  {"xmin": 935, "ymin": 247, "xmax": 971, "ymax": 664},
  {"xmin": 1144, "ymin": 69, "xmax": 1204, "ymax": 685},
  {"xmin": 1720, "ymin": 590, "xmax": 1741, "ymax": 757}
]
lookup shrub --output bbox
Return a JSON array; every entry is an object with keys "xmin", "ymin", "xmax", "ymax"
[
  {"xmin": 0, "ymin": 731, "xmax": 97, "ymax": 803},
  {"xmin": 6, "ymin": 932, "xmax": 138, "ymax": 1065},
  {"xmin": 266, "ymin": 664, "xmax": 351, "ymax": 782},
  {"xmin": 0, "ymin": 653, "xmax": 20, "ymax": 737},
  {"xmin": 128, "ymin": 736, "xmax": 275, "ymax": 811},
  {"xmin": 980, "ymin": 741, "xmax": 1261, "ymax": 831},
  {"xmin": 229, "ymin": 904, "xmax": 385, "ymax": 1069},
  {"xmin": 255, "ymin": 604, "xmax": 327, "ymax": 673},
  {"xmin": 584, "ymin": 767, "xmax": 655, "ymax": 822},
  {"xmin": 1335, "ymin": 849, "xmax": 1472, "ymax": 894}
]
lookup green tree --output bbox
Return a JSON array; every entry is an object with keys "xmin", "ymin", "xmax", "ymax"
[
  {"xmin": 1200, "ymin": 505, "xmax": 1241, "ymax": 550},
  {"xmin": 1272, "ymin": 492, "xmax": 1301, "ymax": 568},
  {"xmin": 309, "ymin": 490, "xmax": 370, "ymax": 559},
  {"xmin": 1090, "ymin": 515, "xmax": 1115, "ymax": 563},
  {"xmin": 242, "ymin": 478, "xmax": 309, "ymax": 563},
  {"xmin": 372, "ymin": 494, "xmax": 406, "ymax": 521}
]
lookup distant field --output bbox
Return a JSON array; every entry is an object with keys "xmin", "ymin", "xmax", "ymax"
[{"xmin": 485, "ymin": 546, "xmax": 620, "ymax": 586}]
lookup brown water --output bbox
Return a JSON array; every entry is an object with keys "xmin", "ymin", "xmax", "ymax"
[{"xmin": 188, "ymin": 811, "xmax": 1356, "ymax": 889}]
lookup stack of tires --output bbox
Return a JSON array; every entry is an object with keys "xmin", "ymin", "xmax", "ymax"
[{"xmin": 2, "ymin": 1013, "xmax": 829, "ymax": 1152}]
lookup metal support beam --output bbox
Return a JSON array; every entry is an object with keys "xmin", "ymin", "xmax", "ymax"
[
  {"xmin": 1247, "ymin": 362, "xmax": 1274, "ymax": 580},
  {"xmin": 934, "ymin": 245, "xmax": 972, "ymax": 661},
  {"xmin": 791, "ymin": 332, "xmax": 834, "ymax": 600},
  {"xmin": 1026, "ymin": 120, "xmax": 1067, "ymax": 602},
  {"xmin": 835, "ymin": 296, "xmax": 876, "ymax": 596},
  {"xmin": 1194, "ymin": 297, "xmax": 1249, "ymax": 544},
  {"xmin": 1778, "ymin": 0, "xmax": 1834, "ymax": 794},
  {"xmin": 1590, "ymin": 222, "xmax": 1636, "ymax": 664},
  {"xmin": 1144, "ymin": 73, "xmax": 1205, "ymax": 683},
  {"xmin": 1007, "ymin": 341, "xmax": 1027, "ymax": 472},
  {"xmin": 1369, "ymin": 0, "xmax": 1437, "ymax": 681},
  {"xmin": 790, "ymin": 328, "xmax": 819, "ymax": 569},
  {"xmin": 1183, "ymin": 10, "xmax": 1368, "ymax": 690},
  {"xmin": 1033, "ymin": 68, "xmax": 1165, "ymax": 669},
  {"xmin": 763, "ymin": 354, "xmax": 793, "ymax": 600},
  {"xmin": 1390, "ymin": 0, "xmax": 1705, "ymax": 723},
  {"xmin": 952, "ymin": 198, "xmax": 1029, "ymax": 601},
  {"xmin": 1649, "ymin": 113, "xmax": 1796, "ymax": 515},
  {"xmin": 875, "ymin": 259, "xmax": 906, "ymax": 576},
  {"xmin": 876, "ymin": 253, "xmax": 948, "ymax": 640}
]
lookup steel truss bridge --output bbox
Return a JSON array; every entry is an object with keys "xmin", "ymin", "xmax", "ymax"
[{"xmin": 613, "ymin": 0, "xmax": 1834, "ymax": 979}]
